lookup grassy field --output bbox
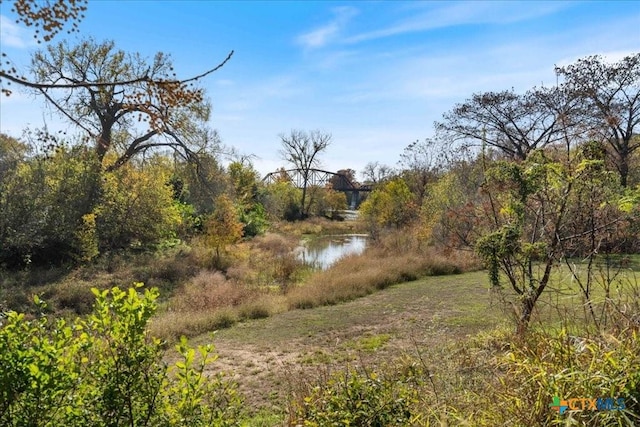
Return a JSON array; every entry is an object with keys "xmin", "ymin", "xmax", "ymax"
[
  {"xmin": 184, "ymin": 270, "xmax": 504, "ymax": 414},
  {"xmin": 3, "ymin": 222, "xmax": 638, "ymax": 425},
  {"xmin": 175, "ymin": 259, "xmax": 640, "ymax": 425}
]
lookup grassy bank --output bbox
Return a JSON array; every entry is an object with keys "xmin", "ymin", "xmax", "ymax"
[
  {"xmin": 149, "ymin": 229, "xmax": 480, "ymax": 341},
  {"xmin": 199, "ymin": 264, "xmax": 639, "ymax": 425}
]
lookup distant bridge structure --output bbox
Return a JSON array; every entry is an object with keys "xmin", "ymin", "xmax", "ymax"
[{"xmin": 262, "ymin": 168, "xmax": 372, "ymax": 208}]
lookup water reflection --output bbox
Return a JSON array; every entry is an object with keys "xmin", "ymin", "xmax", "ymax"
[{"xmin": 298, "ymin": 234, "xmax": 368, "ymax": 270}]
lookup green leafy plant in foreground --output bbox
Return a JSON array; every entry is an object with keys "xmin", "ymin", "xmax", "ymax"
[{"xmin": 0, "ymin": 285, "xmax": 242, "ymax": 426}]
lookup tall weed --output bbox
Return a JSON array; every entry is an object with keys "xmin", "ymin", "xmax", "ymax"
[
  {"xmin": 287, "ymin": 242, "xmax": 477, "ymax": 309},
  {"xmin": 487, "ymin": 328, "xmax": 640, "ymax": 426}
]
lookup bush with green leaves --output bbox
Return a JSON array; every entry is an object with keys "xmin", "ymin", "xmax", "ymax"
[
  {"xmin": 0, "ymin": 145, "xmax": 100, "ymax": 267},
  {"xmin": 360, "ymin": 178, "xmax": 417, "ymax": 236},
  {"xmin": 0, "ymin": 284, "xmax": 242, "ymax": 426},
  {"xmin": 288, "ymin": 364, "xmax": 421, "ymax": 426},
  {"xmin": 95, "ymin": 157, "xmax": 183, "ymax": 252}
]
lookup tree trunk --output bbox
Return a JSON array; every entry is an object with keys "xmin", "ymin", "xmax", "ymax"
[
  {"xmin": 618, "ymin": 155, "xmax": 629, "ymax": 188},
  {"xmin": 516, "ymin": 259, "xmax": 554, "ymax": 335},
  {"xmin": 300, "ymin": 184, "xmax": 307, "ymax": 219},
  {"xmin": 517, "ymin": 294, "xmax": 537, "ymax": 336},
  {"xmin": 96, "ymin": 127, "xmax": 112, "ymax": 163}
]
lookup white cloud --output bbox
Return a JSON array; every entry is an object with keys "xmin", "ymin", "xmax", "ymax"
[
  {"xmin": 345, "ymin": 1, "xmax": 572, "ymax": 44},
  {"xmin": 0, "ymin": 15, "xmax": 33, "ymax": 48},
  {"xmin": 296, "ymin": 6, "xmax": 358, "ymax": 49}
]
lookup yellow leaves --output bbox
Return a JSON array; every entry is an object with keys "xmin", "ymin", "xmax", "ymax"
[
  {"xmin": 617, "ymin": 188, "xmax": 640, "ymax": 213},
  {"xmin": 73, "ymin": 213, "xmax": 98, "ymax": 262},
  {"xmin": 361, "ymin": 178, "xmax": 416, "ymax": 229},
  {"xmin": 204, "ymin": 194, "xmax": 244, "ymax": 255},
  {"xmin": 96, "ymin": 158, "xmax": 182, "ymax": 248}
]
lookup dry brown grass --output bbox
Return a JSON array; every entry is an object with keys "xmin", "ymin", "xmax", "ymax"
[
  {"xmin": 234, "ymin": 233, "xmax": 308, "ymax": 290},
  {"xmin": 149, "ymin": 308, "xmax": 239, "ymax": 341},
  {"xmin": 271, "ymin": 216, "xmax": 366, "ymax": 236},
  {"xmin": 151, "ymin": 227, "xmax": 480, "ymax": 340},
  {"xmin": 170, "ymin": 271, "xmax": 251, "ymax": 311},
  {"xmin": 237, "ymin": 293, "xmax": 287, "ymax": 320},
  {"xmin": 150, "ymin": 269, "xmax": 288, "ymax": 341},
  {"xmin": 286, "ymin": 240, "xmax": 479, "ymax": 310}
]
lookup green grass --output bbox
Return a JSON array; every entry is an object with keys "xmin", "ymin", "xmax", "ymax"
[
  {"xmin": 211, "ymin": 270, "xmax": 497, "ymax": 346},
  {"xmin": 184, "ymin": 270, "xmax": 503, "ymax": 413},
  {"xmin": 346, "ymin": 333, "xmax": 392, "ymax": 352},
  {"xmin": 185, "ymin": 260, "xmax": 639, "ymax": 420}
]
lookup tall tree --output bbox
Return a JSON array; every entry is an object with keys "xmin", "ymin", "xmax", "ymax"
[
  {"xmin": 556, "ymin": 53, "xmax": 640, "ymax": 187},
  {"xmin": 279, "ymin": 129, "xmax": 331, "ymax": 218},
  {"xmin": 28, "ymin": 38, "xmax": 220, "ymax": 170},
  {"xmin": 360, "ymin": 161, "xmax": 394, "ymax": 185},
  {"xmin": 398, "ymin": 139, "xmax": 441, "ymax": 203},
  {"xmin": 204, "ymin": 194, "xmax": 243, "ymax": 265},
  {"xmin": 436, "ymin": 87, "xmax": 578, "ymax": 160}
]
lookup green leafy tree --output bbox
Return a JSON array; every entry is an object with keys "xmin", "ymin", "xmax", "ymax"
[
  {"xmin": 0, "ymin": 285, "xmax": 243, "ymax": 426},
  {"xmin": 264, "ymin": 180, "xmax": 302, "ymax": 221},
  {"xmin": 228, "ymin": 161, "xmax": 261, "ymax": 206},
  {"xmin": 419, "ymin": 156, "xmax": 485, "ymax": 247},
  {"xmin": 311, "ymin": 188, "xmax": 347, "ymax": 218},
  {"xmin": 174, "ymin": 148, "xmax": 229, "ymax": 216},
  {"xmin": 95, "ymin": 156, "xmax": 182, "ymax": 251},
  {"xmin": 474, "ymin": 147, "xmax": 630, "ymax": 334},
  {"xmin": 0, "ymin": 145, "xmax": 100, "ymax": 266},
  {"xmin": 360, "ymin": 178, "xmax": 417, "ymax": 236},
  {"xmin": 228, "ymin": 161, "xmax": 268, "ymax": 236}
]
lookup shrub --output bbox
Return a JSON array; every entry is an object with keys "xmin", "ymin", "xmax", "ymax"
[
  {"xmin": 95, "ymin": 159, "xmax": 182, "ymax": 252},
  {"xmin": 0, "ymin": 285, "xmax": 243, "ymax": 426},
  {"xmin": 0, "ymin": 146, "xmax": 100, "ymax": 267},
  {"xmin": 237, "ymin": 294, "xmax": 286, "ymax": 320},
  {"xmin": 287, "ymin": 364, "xmax": 421, "ymax": 426}
]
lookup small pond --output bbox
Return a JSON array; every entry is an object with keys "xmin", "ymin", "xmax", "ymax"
[{"xmin": 297, "ymin": 234, "xmax": 368, "ymax": 270}]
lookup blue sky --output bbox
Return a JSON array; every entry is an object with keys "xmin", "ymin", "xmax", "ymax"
[{"xmin": 1, "ymin": 1, "xmax": 639, "ymax": 177}]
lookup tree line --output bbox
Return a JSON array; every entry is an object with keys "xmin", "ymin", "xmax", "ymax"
[
  {"xmin": 360, "ymin": 52, "xmax": 639, "ymax": 333},
  {"xmin": 0, "ymin": 30, "xmax": 348, "ymax": 268},
  {"xmin": 1, "ymin": 0, "xmax": 638, "ymax": 334}
]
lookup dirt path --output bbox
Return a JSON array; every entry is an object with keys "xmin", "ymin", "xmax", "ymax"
[{"xmin": 191, "ymin": 271, "xmax": 500, "ymax": 411}]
